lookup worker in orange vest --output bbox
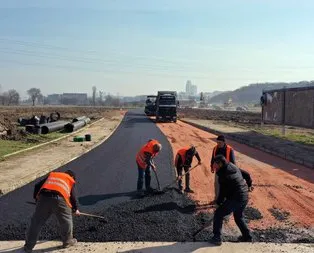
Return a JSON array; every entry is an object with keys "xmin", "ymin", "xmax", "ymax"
[
  {"xmin": 175, "ymin": 145, "xmax": 201, "ymax": 193},
  {"xmin": 210, "ymin": 135, "xmax": 236, "ymax": 200},
  {"xmin": 136, "ymin": 139, "xmax": 162, "ymax": 193},
  {"xmin": 24, "ymin": 170, "xmax": 80, "ymax": 253}
]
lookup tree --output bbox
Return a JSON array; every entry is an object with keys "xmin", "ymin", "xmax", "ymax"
[
  {"xmin": 92, "ymin": 86, "xmax": 97, "ymax": 106},
  {"xmin": 7, "ymin": 89, "xmax": 20, "ymax": 105},
  {"xmin": 0, "ymin": 92, "xmax": 8, "ymax": 105},
  {"xmin": 27, "ymin": 88, "xmax": 42, "ymax": 106}
]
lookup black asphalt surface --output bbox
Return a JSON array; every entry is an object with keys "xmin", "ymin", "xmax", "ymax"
[{"xmin": 1, "ymin": 109, "xmax": 313, "ymax": 243}]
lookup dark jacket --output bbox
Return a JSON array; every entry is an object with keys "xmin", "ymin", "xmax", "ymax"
[
  {"xmin": 210, "ymin": 144, "xmax": 235, "ymax": 167},
  {"xmin": 216, "ymin": 162, "xmax": 252, "ymax": 205},
  {"xmin": 33, "ymin": 176, "xmax": 79, "ymax": 211},
  {"xmin": 176, "ymin": 151, "xmax": 201, "ymax": 168}
]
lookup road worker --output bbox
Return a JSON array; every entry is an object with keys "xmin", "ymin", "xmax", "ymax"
[
  {"xmin": 210, "ymin": 135, "xmax": 236, "ymax": 200},
  {"xmin": 136, "ymin": 139, "xmax": 162, "ymax": 194},
  {"xmin": 24, "ymin": 170, "xmax": 80, "ymax": 253},
  {"xmin": 175, "ymin": 145, "xmax": 201, "ymax": 193},
  {"xmin": 209, "ymin": 155, "xmax": 253, "ymax": 246}
]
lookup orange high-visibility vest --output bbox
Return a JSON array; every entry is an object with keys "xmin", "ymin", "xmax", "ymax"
[
  {"xmin": 213, "ymin": 144, "xmax": 233, "ymax": 162},
  {"xmin": 38, "ymin": 172, "xmax": 75, "ymax": 208},
  {"xmin": 175, "ymin": 146, "xmax": 190, "ymax": 166},
  {"xmin": 136, "ymin": 139, "xmax": 160, "ymax": 169}
]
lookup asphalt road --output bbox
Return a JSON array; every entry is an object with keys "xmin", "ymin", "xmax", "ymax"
[{"xmin": 0, "ymin": 109, "xmax": 175, "ymax": 232}]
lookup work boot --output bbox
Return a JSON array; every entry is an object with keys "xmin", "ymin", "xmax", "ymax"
[
  {"xmin": 184, "ymin": 187, "xmax": 194, "ymax": 193},
  {"xmin": 209, "ymin": 236, "xmax": 222, "ymax": 246},
  {"xmin": 63, "ymin": 238, "xmax": 77, "ymax": 248},
  {"xmin": 237, "ymin": 235, "xmax": 253, "ymax": 242},
  {"xmin": 23, "ymin": 246, "xmax": 32, "ymax": 253},
  {"xmin": 145, "ymin": 187, "xmax": 156, "ymax": 193}
]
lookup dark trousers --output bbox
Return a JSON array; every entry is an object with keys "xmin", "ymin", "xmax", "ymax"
[
  {"xmin": 137, "ymin": 164, "xmax": 151, "ymax": 190},
  {"xmin": 24, "ymin": 194, "xmax": 73, "ymax": 250},
  {"xmin": 176, "ymin": 165, "xmax": 190, "ymax": 190},
  {"xmin": 213, "ymin": 198, "xmax": 251, "ymax": 240}
]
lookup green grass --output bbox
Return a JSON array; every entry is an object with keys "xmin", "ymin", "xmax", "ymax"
[
  {"xmin": 0, "ymin": 132, "xmax": 66, "ymax": 158},
  {"xmin": 253, "ymin": 128, "xmax": 314, "ymax": 146}
]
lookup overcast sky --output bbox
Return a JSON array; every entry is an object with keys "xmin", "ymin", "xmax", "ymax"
[{"xmin": 1, "ymin": 0, "xmax": 314, "ymax": 98}]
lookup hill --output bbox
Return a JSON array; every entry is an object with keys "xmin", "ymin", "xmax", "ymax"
[{"xmin": 209, "ymin": 81, "xmax": 314, "ymax": 104}]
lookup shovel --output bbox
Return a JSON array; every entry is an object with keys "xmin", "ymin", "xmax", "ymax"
[
  {"xmin": 162, "ymin": 163, "xmax": 200, "ymax": 192},
  {"xmin": 26, "ymin": 201, "xmax": 107, "ymax": 220}
]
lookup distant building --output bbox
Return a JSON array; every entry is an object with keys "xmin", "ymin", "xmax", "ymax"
[
  {"xmin": 190, "ymin": 85, "xmax": 197, "ymax": 96},
  {"xmin": 47, "ymin": 94, "xmax": 61, "ymax": 105},
  {"xmin": 185, "ymin": 80, "xmax": 197, "ymax": 97},
  {"xmin": 186, "ymin": 80, "xmax": 192, "ymax": 95},
  {"xmin": 61, "ymin": 93, "xmax": 88, "ymax": 105}
]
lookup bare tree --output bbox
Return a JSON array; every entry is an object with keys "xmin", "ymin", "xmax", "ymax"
[
  {"xmin": 98, "ymin": 90, "xmax": 104, "ymax": 105},
  {"xmin": 7, "ymin": 89, "xmax": 20, "ymax": 105},
  {"xmin": 92, "ymin": 86, "xmax": 97, "ymax": 106},
  {"xmin": 27, "ymin": 88, "xmax": 42, "ymax": 106},
  {"xmin": 0, "ymin": 92, "xmax": 8, "ymax": 105}
]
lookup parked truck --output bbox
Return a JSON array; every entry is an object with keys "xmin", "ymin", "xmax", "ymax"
[
  {"xmin": 155, "ymin": 91, "xmax": 178, "ymax": 122},
  {"xmin": 144, "ymin": 95, "xmax": 157, "ymax": 116}
]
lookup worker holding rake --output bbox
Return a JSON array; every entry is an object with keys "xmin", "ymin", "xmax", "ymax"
[
  {"xmin": 175, "ymin": 145, "xmax": 202, "ymax": 193},
  {"xmin": 24, "ymin": 170, "xmax": 80, "ymax": 253}
]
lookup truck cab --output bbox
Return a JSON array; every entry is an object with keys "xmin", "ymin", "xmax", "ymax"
[
  {"xmin": 144, "ymin": 95, "xmax": 157, "ymax": 116},
  {"xmin": 155, "ymin": 91, "xmax": 177, "ymax": 122}
]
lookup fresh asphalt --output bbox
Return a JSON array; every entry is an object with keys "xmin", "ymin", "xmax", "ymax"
[{"xmin": 0, "ymin": 109, "xmax": 175, "ymax": 234}]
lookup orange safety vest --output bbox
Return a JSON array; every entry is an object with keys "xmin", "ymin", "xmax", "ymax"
[
  {"xmin": 136, "ymin": 139, "xmax": 160, "ymax": 169},
  {"xmin": 175, "ymin": 146, "xmax": 190, "ymax": 166},
  {"xmin": 38, "ymin": 172, "xmax": 75, "ymax": 208},
  {"xmin": 213, "ymin": 144, "xmax": 233, "ymax": 162}
]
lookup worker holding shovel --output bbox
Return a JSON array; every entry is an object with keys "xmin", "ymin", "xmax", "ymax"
[
  {"xmin": 136, "ymin": 139, "xmax": 162, "ymax": 195},
  {"xmin": 175, "ymin": 145, "xmax": 202, "ymax": 193},
  {"xmin": 24, "ymin": 170, "xmax": 80, "ymax": 253}
]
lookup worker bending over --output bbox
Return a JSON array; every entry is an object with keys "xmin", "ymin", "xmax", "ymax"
[
  {"xmin": 24, "ymin": 170, "xmax": 80, "ymax": 253},
  {"xmin": 175, "ymin": 145, "xmax": 201, "ymax": 193}
]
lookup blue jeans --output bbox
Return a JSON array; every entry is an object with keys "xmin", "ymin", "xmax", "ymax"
[
  {"xmin": 137, "ymin": 164, "xmax": 151, "ymax": 190},
  {"xmin": 213, "ymin": 198, "xmax": 251, "ymax": 240}
]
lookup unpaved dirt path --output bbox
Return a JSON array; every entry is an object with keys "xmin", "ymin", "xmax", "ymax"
[
  {"xmin": 0, "ymin": 112, "xmax": 124, "ymax": 196},
  {"xmin": 157, "ymin": 120, "xmax": 314, "ymax": 232}
]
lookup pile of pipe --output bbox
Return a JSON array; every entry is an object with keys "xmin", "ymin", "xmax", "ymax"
[{"xmin": 64, "ymin": 116, "xmax": 91, "ymax": 133}]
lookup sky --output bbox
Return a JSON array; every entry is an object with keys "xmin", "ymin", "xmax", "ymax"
[{"xmin": 1, "ymin": 0, "xmax": 314, "ymax": 98}]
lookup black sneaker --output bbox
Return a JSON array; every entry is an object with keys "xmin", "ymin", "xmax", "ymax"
[
  {"xmin": 237, "ymin": 236, "xmax": 253, "ymax": 242},
  {"xmin": 23, "ymin": 246, "xmax": 32, "ymax": 253},
  {"xmin": 184, "ymin": 188, "xmax": 194, "ymax": 193},
  {"xmin": 63, "ymin": 238, "xmax": 77, "ymax": 248},
  {"xmin": 209, "ymin": 236, "xmax": 222, "ymax": 246},
  {"xmin": 145, "ymin": 187, "xmax": 156, "ymax": 193}
]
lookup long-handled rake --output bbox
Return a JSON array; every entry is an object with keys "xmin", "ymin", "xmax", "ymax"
[
  {"xmin": 162, "ymin": 164, "xmax": 200, "ymax": 192},
  {"xmin": 26, "ymin": 201, "xmax": 107, "ymax": 220}
]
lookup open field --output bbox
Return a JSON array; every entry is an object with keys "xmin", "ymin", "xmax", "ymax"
[
  {"xmin": 0, "ymin": 106, "xmax": 124, "ymax": 158},
  {"xmin": 178, "ymin": 108, "xmax": 314, "ymax": 146}
]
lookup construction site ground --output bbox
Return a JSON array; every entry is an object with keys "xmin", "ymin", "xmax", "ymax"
[
  {"xmin": 0, "ymin": 109, "xmax": 313, "ymax": 252},
  {"xmin": 0, "ymin": 241, "xmax": 313, "ymax": 253},
  {"xmin": 0, "ymin": 111, "xmax": 124, "ymax": 196}
]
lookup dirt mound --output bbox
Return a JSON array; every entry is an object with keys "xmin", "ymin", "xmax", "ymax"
[{"xmin": 0, "ymin": 116, "xmax": 26, "ymax": 140}]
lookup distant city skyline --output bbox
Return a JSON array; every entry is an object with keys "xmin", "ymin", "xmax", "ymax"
[{"xmin": 1, "ymin": 1, "xmax": 314, "ymax": 98}]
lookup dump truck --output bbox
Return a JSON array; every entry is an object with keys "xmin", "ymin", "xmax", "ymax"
[
  {"xmin": 155, "ymin": 91, "xmax": 178, "ymax": 122},
  {"xmin": 144, "ymin": 95, "xmax": 157, "ymax": 116}
]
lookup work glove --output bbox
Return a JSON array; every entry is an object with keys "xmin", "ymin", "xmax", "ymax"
[{"xmin": 152, "ymin": 164, "xmax": 157, "ymax": 171}]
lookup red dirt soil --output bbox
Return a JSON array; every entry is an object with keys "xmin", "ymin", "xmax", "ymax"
[{"xmin": 157, "ymin": 120, "xmax": 314, "ymax": 230}]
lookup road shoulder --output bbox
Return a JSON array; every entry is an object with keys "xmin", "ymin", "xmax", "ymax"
[{"xmin": 0, "ymin": 115, "xmax": 123, "ymax": 196}]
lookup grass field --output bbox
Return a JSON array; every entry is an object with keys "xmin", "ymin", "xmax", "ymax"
[{"xmin": 0, "ymin": 132, "xmax": 66, "ymax": 158}]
